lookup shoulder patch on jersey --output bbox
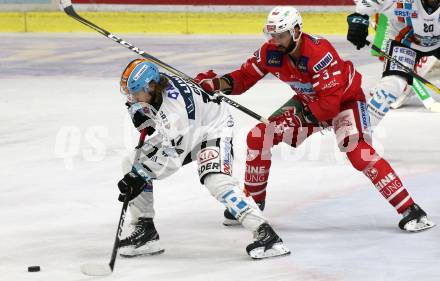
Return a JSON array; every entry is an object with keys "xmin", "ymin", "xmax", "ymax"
[
  {"xmin": 253, "ymin": 49, "xmax": 262, "ymax": 63},
  {"xmin": 313, "ymin": 52, "xmax": 333, "ymax": 73},
  {"xmin": 297, "ymin": 56, "xmax": 309, "ymax": 72},
  {"xmin": 305, "ymin": 34, "xmax": 321, "ymax": 45},
  {"xmin": 266, "ymin": 50, "xmax": 283, "ymax": 67}
]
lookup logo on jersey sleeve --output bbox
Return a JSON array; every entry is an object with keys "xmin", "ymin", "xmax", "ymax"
[
  {"xmin": 306, "ymin": 34, "xmax": 321, "ymax": 45},
  {"xmin": 253, "ymin": 49, "xmax": 262, "ymax": 63},
  {"xmin": 312, "ymin": 52, "xmax": 333, "ymax": 73},
  {"xmin": 266, "ymin": 50, "xmax": 283, "ymax": 67}
]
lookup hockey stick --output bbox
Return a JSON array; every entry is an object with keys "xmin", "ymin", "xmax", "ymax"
[
  {"xmin": 367, "ymin": 40, "xmax": 440, "ymax": 95},
  {"xmin": 59, "ymin": 0, "xmax": 270, "ymax": 125},
  {"xmin": 80, "ymin": 129, "xmax": 148, "ymax": 276}
]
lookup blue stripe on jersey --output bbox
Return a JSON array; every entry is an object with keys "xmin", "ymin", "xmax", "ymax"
[{"xmin": 166, "ymin": 75, "xmax": 196, "ymax": 120}]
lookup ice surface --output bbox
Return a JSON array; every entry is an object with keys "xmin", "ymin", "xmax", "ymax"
[{"xmin": 1, "ymin": 34, "xmax": 439, "ymax": 281}]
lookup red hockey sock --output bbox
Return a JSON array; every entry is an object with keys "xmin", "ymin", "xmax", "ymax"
[
  {"xmin": 347, "ymin": 141, "xmax": 414, "ymax": 213},
  {"xmin": 244, "ymin": 160, "xmax": 271, "ymax": 203},
  {"xmin": 243, "ymin": 123, "xmax": 280, "ymax": 203}
]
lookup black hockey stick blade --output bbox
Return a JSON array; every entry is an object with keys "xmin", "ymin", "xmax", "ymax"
[{"xmin": 366, "ymin": 40, "xmax": 440, "ymax": 95}]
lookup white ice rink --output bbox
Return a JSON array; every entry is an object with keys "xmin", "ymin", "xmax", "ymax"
[{"xmin": 1, "ymin": 34, "xmax": 439, "ymax": 281}]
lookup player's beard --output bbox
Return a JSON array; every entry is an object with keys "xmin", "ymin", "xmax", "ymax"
[{"xmin": 277, "ymin": 38, "xmax": 297, "ymax": 54}]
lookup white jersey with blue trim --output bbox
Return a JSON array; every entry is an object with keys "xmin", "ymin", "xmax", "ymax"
[
  {"xmin": 356, "ymin": 0, "xmax": 440, "ymax": 52},
  {"xmin": 134, "ymin": 74, "xmax": 233, "ymax": 180}
]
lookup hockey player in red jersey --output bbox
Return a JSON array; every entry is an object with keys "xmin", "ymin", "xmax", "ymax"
[{"xmin": 195, "ymin": 6, "xmax": 435, "ymax": 232}]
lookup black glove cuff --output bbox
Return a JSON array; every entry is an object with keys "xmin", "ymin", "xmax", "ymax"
[{"xmin": 220, "ymin": 74, "xmax": 234, "ymax": 95}]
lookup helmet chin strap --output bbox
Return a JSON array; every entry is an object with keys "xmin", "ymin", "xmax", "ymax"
[{"xmin": 284, "ymin": 29, "xmax": 302, "ymax": 54}]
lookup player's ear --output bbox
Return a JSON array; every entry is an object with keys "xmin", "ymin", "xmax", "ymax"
[{"xmin": 294, "ymin": 25, "xmax": 301, "ymax": 40}]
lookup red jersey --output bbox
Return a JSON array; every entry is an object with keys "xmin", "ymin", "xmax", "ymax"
[{"xmin": 228, "ymin": 33, "xmax": 365, "ymax": 122}]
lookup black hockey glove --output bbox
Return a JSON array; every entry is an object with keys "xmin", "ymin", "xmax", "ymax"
[
  {"xmin": 117, "ymin": 171, "xmax": 153, "ymax": 202},
  {"xmin": 347, "ymin": 13, "xmax": 369, "ymax": 50},
  {"xmin": 126, "ymin": 102, "xmax": 156, "ymax": 132}
]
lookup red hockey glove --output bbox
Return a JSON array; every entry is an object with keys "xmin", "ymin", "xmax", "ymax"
[
  {"xmin": 270, "ymin": 108, "xmax": 302, "ymax": 129},
  {"xmin": 194, "ymin": 70, "xmax": 221, "ymax": 94}
]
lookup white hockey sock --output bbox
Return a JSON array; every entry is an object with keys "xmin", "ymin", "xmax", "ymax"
[{"xmin": 368, "ymin": 75, "xmax": 407, "ymax": 127}]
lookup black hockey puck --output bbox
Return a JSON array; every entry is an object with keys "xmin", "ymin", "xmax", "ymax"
[{"xmin": 28, "ymin": 266, "xmax": 40, "ymax": 272}]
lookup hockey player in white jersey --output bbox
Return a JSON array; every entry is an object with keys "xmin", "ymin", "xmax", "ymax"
[
  {"xmin": 115, "ymin": 59, "xmax": 290, "ymax": 260},
  {"xmin": 370, "ymin": 12, "xmax": 440, "ymax": 110},
  {"xmin": 347, "ymin": 0, "xmax": 440, "ymax": 125}
]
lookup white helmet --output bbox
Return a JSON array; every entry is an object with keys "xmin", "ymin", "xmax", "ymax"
[{"xmin": 264, "ymin": 6, "xmax": 303, "ymax": 39}]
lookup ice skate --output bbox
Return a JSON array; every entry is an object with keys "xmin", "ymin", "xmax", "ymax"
[
  {"xmin": 119, "ymin": 217, "xmax": 164, "ymax": 257},
  {"xmin": 390, "ymin": 87, "xmax": 414, "ymax": 109},
  {"xmin": 399, "ymin": 203, "xmax": 435, "ymax": 232},
  {"xmin": 223, "ymin": 201, "xmax": 265, "ymax": 226},
  {"xmin": 246, "ymin": 223, "xmax": 290, "ymax": 259}
]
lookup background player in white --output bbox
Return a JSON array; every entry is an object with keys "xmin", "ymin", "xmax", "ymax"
[
  {"xmin": 116, "ymin": 59, "xmax": 290, "ymax": 259},
  {"xmin": 370, "ymin": 11, "xmax": 440, "ymax": 110},
  {"xmin": 347, "ymin": 0, "xmax": 440, "ymax": 125}
]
